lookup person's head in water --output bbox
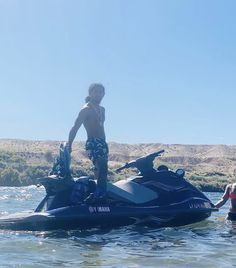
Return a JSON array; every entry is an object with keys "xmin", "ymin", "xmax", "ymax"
[{"xmin": 85, "ymin": 83, "xmax": 105, "ymax": 104}]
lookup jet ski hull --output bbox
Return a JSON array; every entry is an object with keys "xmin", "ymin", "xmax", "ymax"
[{"xmin": 0, "ymin": 198, "xmax": 216, "ymax": 231}]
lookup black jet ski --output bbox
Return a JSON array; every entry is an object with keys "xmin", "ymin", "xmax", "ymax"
[{"xmin": 0, "ymin": 143, "xmax": 217, "ymax": 231}]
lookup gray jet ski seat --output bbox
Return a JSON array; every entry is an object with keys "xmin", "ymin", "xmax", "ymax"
[{"xmin": 107, "ymin": 178, "xmax": 158, "ymax": 204}]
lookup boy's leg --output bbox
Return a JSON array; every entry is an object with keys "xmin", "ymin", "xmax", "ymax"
[{"xmin": 94, "ymin": 157, "xmax": 108, "ymax": 192}]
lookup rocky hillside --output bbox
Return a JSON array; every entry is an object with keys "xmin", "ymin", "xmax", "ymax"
[{"xmin": 0, "ymin": 139, "xmax": 236, "ymax": 190}]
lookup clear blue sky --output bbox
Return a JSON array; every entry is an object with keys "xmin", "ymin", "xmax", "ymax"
[{"xmin": 0, "ymin": 0, "xmax": 235, "ymax": 145}]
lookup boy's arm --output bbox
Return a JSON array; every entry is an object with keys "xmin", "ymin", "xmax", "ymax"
[{"xmin": 67, "ymin": 109, "xmax": 86, "ymax": 152}]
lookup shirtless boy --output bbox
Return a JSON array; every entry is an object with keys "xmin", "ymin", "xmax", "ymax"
[{"xmin": 67, "ymin": 83, "xmax": 108, "ymax": 194}]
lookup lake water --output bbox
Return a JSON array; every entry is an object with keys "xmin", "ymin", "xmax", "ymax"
[{"xmin": 0, "ymin": 187, "xmax": 235, "ymax": 268}]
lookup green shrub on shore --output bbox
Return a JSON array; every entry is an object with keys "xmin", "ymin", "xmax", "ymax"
[
  {"xmin": 0, "ymin": 167, "xmax": 21, "ymax": 186},
  {"xmin": 0, "ymin": 149, "xmax": 233, "ymax": 191}
]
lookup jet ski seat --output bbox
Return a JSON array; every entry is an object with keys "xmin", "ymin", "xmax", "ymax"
[{"xmin": 107, "ymin": 179, "xmax": 158, "ymax": 204}]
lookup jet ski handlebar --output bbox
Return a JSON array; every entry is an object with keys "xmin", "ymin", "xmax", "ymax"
[
  {"xmin": 116, "ymin": 149, "xmax": 165, "ymax": 172},
  {"xmin": 146, "ymin": 149, "xmax": 165, "ymax": 160}
]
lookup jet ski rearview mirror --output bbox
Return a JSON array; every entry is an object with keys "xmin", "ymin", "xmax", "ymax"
[{"xmin": 176, "ymin": 169, "xmax": 185, "ymax": 178}]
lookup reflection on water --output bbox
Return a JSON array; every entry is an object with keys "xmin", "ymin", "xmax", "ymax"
[{"xmin": 0, "ymin": 188, "xmax": 236, "ymax": 267}]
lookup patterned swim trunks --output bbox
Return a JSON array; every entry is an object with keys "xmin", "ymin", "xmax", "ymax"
[{"xmin": 85, "ymin": 138, "xmax": 109, "ymax": 164}]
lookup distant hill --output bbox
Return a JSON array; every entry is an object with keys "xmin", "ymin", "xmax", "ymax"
[{"xmin": 0, "ymin": 139, "xmax": 236, "ymax": 190}]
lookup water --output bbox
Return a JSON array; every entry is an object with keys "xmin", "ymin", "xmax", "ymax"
[{"xmin": 0, "ymin": 187, "xmax": 235, "ymax": 268}]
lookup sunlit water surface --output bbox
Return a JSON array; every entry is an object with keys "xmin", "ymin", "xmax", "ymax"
[{"xmin": 0, "ymin": 187, "xmax": 235, "ymax": 268}]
